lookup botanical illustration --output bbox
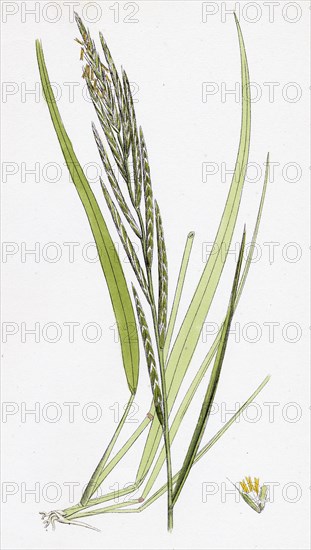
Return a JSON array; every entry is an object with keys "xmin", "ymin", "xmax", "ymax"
[{"xmin": 36, "ymin": 12, "xmax": 270, "ymax": 532}]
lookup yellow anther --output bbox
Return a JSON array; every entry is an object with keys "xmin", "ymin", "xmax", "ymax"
[
  {"xmin": 246, "ymin": 476, "xmax": 254, "ymax": 492},
  {"xmin": 240, "ymin": 480, "xmax": 249, "ymax": 493}
]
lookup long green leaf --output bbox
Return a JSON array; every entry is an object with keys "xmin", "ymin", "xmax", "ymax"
[
  {"xmin": 163, "ymin": 231, "xmax": 195, "ymax": 361},
  {"xmin": 140, "ymin": 157, "xmax": 269, "ymax": 500},
  {"xmin": 36, "ymin": 40, "xmax": 139, "ymax": 394},
  {"xmin": 137, "ymin": 14, "xmax": 251, "ymax": 480},
  {"xmin": 172, "ymin": 227, "xmax": 246, "ymax": 505},
  {"xmin": 166, "ymin": 13, "xmax": 250, "ymax": 412}
]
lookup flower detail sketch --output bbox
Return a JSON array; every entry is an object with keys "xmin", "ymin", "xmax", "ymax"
[
  {"xmin": 238, "ymin": 477, "xmax": 269, "ymax": 513},
  {"xmin": 36, "ymin": 12, "xmax": 271, "ymax": 532}
]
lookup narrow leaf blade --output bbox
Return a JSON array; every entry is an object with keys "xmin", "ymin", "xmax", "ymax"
[
  {"xmin": 36, "ymin": 40, "xmax": 139, "ymax": 394},
  {"xmin": 163, "ymin": 231, "xmax": 194, "ymax": 361},
  {"xmin": 173, "ymin": 228, "xmax": 246, "ymax": 504},
  {"xmin": 166, "ymin": 14, "xmax": 251, "ymax": 408}
]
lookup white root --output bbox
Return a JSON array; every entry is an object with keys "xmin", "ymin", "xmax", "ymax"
[{"xmin": 39, "ymin": 510, "xmax": 100, "ymax": 532}]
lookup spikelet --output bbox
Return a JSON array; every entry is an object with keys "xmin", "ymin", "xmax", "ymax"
[
  {"xmin": 155, "ymin": 201, "xmax": 168, "ymax": 347},
  {"xmin": 132, "ymin": 286, "xmax": 164, "ymax": 425},
  {"xmin": 140, "ymin": 127, "xmax": 154, "ymax": 266},
  {"xmin": 122, "ymin": 69, "xmax": 142, "ymax": 207}
]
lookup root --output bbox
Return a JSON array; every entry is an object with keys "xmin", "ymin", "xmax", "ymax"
[{"xmin": 39, "ymin": 510, "xmax": 100, "ymax": 532}]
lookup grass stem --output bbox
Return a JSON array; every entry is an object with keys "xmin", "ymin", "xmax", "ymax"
[
  {"xmin": 147, "ymin": 267, "xmax": 174, "ymax": 531},
  {"xmin": 80, "ymin": 393, "xmax": 135, "ymax": 506}
]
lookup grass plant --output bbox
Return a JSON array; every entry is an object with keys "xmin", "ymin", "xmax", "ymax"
[{"xmin": 37, "ymin": 13, "xmax": 270, "ymax": 532}]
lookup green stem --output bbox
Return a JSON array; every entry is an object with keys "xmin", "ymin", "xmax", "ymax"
[
  {"xmin": 69, "ymin": 499, "xmax": 140, "ymax": 519},
  {"xmin": 64, "ymin": 481, "xmax": 144, "ymax": 519},
  {"xmin": 160, "ymin": 347, "xmax": 174, "ymax": 531},
  {"xmin": 80, "ymin": 393, "xmax": 135, "ymax": 506},
  {"xmin": 147, "ymin": 267, "xmax": 174, "ymax": 531}
]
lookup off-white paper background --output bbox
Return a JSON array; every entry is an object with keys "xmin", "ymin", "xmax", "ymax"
[{"xmin": 1, "ymin": 1, "xmax": 310, "ymax": 549}]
